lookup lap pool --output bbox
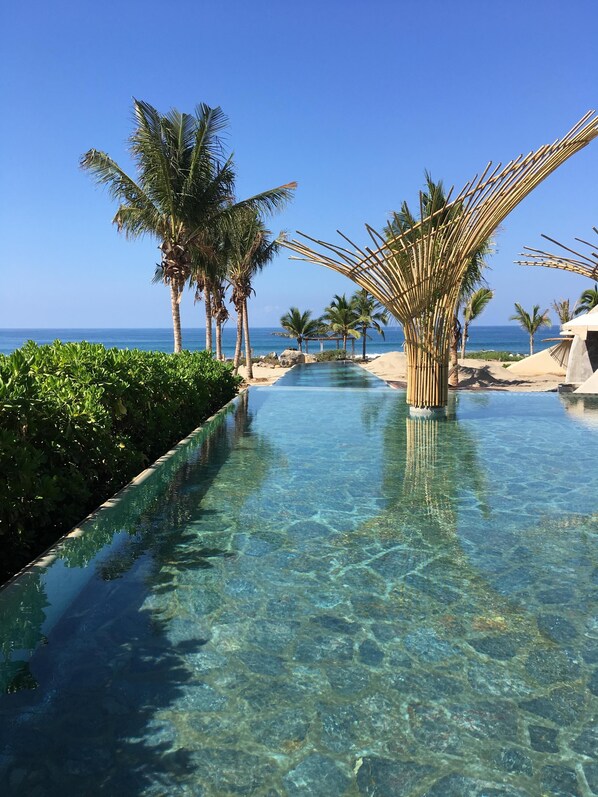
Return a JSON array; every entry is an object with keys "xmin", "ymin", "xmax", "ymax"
[{"xmin": 0, "ymin": 363, "xmax": 596, "ymax": 795}]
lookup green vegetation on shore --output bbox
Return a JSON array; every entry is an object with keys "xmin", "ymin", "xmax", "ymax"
[
  {"xmin": 469, "ymin": 350, "xmax": 525, "ymax": 362},
  {"xmin": 0, "ymin": 342, "xmax": 241, "ymax": 583}
]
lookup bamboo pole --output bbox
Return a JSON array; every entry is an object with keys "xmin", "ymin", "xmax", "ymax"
[{"xmin": 517, "ymin": 227, "xmax": 598, "ymax": 280}]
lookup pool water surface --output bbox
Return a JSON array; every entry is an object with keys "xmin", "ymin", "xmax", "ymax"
[{"xmin": 0, "ymin": 363, "xmax": 596, "ymax": 796}]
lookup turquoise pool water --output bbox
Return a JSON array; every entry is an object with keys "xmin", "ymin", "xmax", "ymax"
[
  {"xmin": 0, "ymin": 365, "xmax": 596, "ymax": 796},
  {"xmin": 274, "ymin": 361, "xmax": 388, "ymax": 388}
]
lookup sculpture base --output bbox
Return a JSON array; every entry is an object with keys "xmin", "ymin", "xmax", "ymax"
[{"xmin": 408, "ymin": 405, "xmax": 447, "ymax": 419}]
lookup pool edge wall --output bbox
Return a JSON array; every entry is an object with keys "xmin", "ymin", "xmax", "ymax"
[{"xmin": 0, "ymin": 388, "xmax": 249, "ymax": 594}]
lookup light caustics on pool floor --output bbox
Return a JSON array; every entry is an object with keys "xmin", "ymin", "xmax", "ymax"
[{"xmin": 0, "ymin": 364, "xmax": 597, "ymax": 796}]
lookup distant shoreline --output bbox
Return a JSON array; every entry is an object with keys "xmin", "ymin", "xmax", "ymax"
[{"xmin": 0, "ymin": 326, "xmax": 562, "ymax": 358}]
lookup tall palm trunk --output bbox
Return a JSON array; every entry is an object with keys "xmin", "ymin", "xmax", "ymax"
[
  {"xmin": 361, "ymin": 324, "xmax": 367, "ymax": 360},
  {"xmin": 204, "ymin": 286, "xmax": 213, "ymax": 353},
  {"xmin": 170, "ymin": 279, "xmax": 183, "ymax": 353},
  {"xmin": 461, "ymin": 321, "xmax": 470, "ymax": 361},
  {"xmin": 448, "ymin": 315, "xmax": 461, "ymax": 387},
  {"xmin": 212, "ymin": 281, "xmax": 228, "ymax": 361},
  {"xmin": 243, "ymin": 297, "xmax": 253, "ymax": 379},
  {"xmin": 215, "ymin": 322, "xmax": 223, "ymax": 361},
  {"xmin": 529, "ymin": 335, "xmax": 534, "ymax": 356},
  {"xmin": 233, "ymin": 303, "xmax": 243, "ymax": 373}
]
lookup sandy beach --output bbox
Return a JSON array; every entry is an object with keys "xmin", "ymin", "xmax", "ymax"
[
  {"xmin": 236, "ymin": 363, "xmax": 291, "ymax": 386},
  {"xmin": 360, "ymin": 351, "xmax": 563, "ymax": 392},
  {"xmin": 238, "ymin": 351, "xmax": 564, "ymax": 392}
]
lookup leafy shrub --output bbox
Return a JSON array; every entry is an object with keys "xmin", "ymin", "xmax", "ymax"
[
  {"xmin": 468, "ymin": 350, "xmax": 525, "ymax": 362},
  {"xmin": 0, "ymin": 341, "xmax": 241, "ymax": 582},
  {"xmin": 314, "ymin": 349, "xmax": 348, "ymax": 362}
]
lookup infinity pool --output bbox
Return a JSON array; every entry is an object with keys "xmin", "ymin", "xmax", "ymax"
[{"xmin": 0, "ymin": 364, "xmax": 596, "ymax": 796}]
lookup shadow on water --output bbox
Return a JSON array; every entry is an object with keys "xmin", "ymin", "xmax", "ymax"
[
  {"xmin": 0, "ymin": 390, "xmax": 280, "ymax": 795},
  {"xmin": 0, "ymin": 589, "xmax": 200, "ymax": 794}
]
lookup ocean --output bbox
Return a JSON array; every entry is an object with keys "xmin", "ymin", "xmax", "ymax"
[{"xmin": 0, "ymin": 326, "xmax": 562, "ymax": 358}]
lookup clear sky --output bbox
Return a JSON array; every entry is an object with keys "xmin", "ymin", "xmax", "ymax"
[{"xmin": 1, "ymin": 0, "xmax": 597, "ymax": 328}]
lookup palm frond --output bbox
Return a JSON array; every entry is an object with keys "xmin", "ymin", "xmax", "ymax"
[
  {"xmin": 130, "ymin": 99, "xmax": 179, "ymax": 225},
  {"xmin": 234, "ymin": 182, "xmax": 297, "ymax": 217},
  {"xmin": 80, "ymin": 149, "xmax": 155, "ymax": 210}
]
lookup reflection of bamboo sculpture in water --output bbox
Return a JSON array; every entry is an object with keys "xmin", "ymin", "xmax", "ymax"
[
  {"xmin": 403, "ymin": 416, "xmax": 456, "ymax": 534},
  {"xmin": 380, "ymin": 397, "xmax": 488, "ymax": 539}
]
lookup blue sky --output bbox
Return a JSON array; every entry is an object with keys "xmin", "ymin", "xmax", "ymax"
[{"xmin": 1, "ymin": 0, "xmax": 597, "ymax": 328}]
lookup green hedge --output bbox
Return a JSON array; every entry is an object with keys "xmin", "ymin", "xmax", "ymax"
[
  {"xmin": 314, "ymin": 349, "xmax": 348, "ymax": 362},
  {"xmin": 0, "ymin": 341, "xmax": 241, "ymax": 582},
  {"xmin": 467, "ymin": 350, "xmax": 525, "ymax": 362}
]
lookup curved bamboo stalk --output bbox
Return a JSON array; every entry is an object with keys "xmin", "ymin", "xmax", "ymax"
[{"xmin": 517, "ymin": 227, "xmax": 598, "ymax": 280}]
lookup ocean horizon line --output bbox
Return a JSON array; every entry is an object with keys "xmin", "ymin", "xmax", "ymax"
[{"xmin": 0, "ymin": 324, "xmax": 534, "ymax": 331}]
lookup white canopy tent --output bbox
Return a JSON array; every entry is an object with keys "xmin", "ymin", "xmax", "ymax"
[{"xmin": 561, "ymin": 306, "xmax": 598, "ymax": 340}]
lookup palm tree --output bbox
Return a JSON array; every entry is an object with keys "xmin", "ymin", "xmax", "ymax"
[
  {"xmin": 185, "ymin": 222, "xmax": 231, "ymax": 359},
  {"xmin": 227, "ymin": 209, "xmax": 283, "ymax": 378},
  {"xmin": 460, "ymin": 288, "xmax": 494, "ymax": 359},
  {"xmin": 385, "ymin": 172, "xmax": 493, "ymax": 385},
  {"xmin": 351, "ymin": 289, "xmax": 389, "ymax": 360},
  {"xmin": 551, "ymin": 298, "xmax": 577, "ymax": 324},
  {"xmin": 82, "ymin": 99, "xmax": 295, "ymax": 353},
  {"xmin": 278, "ymin": 308, "xmax": 322, "ymax": 352},
  {"xmin": 510, "ymin": 303, "xmax": 551, "ymax": 356},
  {"xmin": 323, "ymin": 294, "xmax": 360, "ymax": 352},
  {"xmin": 451, "ymin": 238, "xmax": 494, "ymax": 381},
  {"xmin": 575, "ymin": 283, "xmax": 598, "ymax": 315}
]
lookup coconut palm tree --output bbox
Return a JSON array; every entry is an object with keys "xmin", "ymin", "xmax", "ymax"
[
  {"xmin": 451, "ymin": 239, "xmax": 494, "ymax": 379},
  {"xmin": 460, "ymin": 287, "xmax": 494, "ymax": 360},
  {"xmin": 227, "ymin": 209, "xmax": 283, "ymax": 378},
  {"xmin": 510, "ymin": 303, "xmax": 551, "ymax": 356},
  {"xmin": 82, "ymin": 99, "xmax": 295, "ymax": 353},
  {"xmin": 351, "ymin": 289, "xmax": 389, "ymax": 360},
  {"xmin": 323, "ymin": 294, "xmax": 360, "ymax": 352},
  {"xmin": 278, "ymin": 308, "xmax": 322, "ymax": 352},
  {"xmin": 575, "ymin": 283, "xmax": 598, "ymax": 315},
  {"xmin": 552, "ymin": 298, "xmax": 577, "ymax": 324}
]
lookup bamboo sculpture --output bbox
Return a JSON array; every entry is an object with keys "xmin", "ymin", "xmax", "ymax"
[
  {"xmin": 517, "ymin": 227, "xmax": 598, "ymax": 280},
  {"xmin": 284, "ymin": 112, "xmax": 598, "ymax": 413}
]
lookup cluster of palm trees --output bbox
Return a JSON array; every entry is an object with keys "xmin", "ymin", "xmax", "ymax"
[
  {"xmin": 278, "ymin": 290, "xmax": 389, "ymax": 360},
  {"xmin": 511, "ymin": 284, "xmax": 598, "ymax": 356},
  {"xmin": 82, "ymin": 99, "xmax": 296, "ymax": 376}
]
